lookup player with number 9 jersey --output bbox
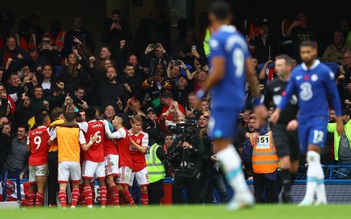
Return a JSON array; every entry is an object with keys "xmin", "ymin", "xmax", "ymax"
[
  {"xmin": 28, "ymin": 125, "xmax": 51, "ymax": 166},
  {"xmin": 209, "ymin": 26, "xmax": 250, "ymax": 112},
  {"xmin": 207, "ymin": 25, "xmax": 251, "ymax": 139}
]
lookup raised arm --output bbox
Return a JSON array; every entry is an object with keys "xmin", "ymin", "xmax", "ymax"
[{"xmin": 103, "ymin": 120, "xmax": 126, "ymax": 139}]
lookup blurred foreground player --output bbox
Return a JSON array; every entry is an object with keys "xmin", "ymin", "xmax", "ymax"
[
  {"xmin": 271, "ymin": 41, "xmax": 343, "ymax": 205},
  {"xmin": 195, "ymin": 1, "xmax": 268, "ymax": 210}
]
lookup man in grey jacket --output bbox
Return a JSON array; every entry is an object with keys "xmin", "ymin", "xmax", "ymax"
[{"xmin": 5, "ymin": 125, "xmax": 29, "ymax": 179}]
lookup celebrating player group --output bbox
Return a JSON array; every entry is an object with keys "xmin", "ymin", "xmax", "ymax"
[{"xmin": 27, "ymin": 108, "xmax": 149, "ymax": 208}]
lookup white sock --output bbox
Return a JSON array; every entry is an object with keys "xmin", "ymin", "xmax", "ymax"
[
  {"xmin": 315, "ymin": 183, "xmax": 327, "ymax": 203},
  {"xmin": 216, "ymin": 145, "xmax": 249, "ymax": 194},
  {"xmin": 304, "ymin": 151, "xmax": 324, "ymax": 201}
]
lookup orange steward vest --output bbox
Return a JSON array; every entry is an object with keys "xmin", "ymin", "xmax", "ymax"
[
  {"xmin": 46, "ymin": 31, "xmax": 66, "ymax": 50},
  {"xmin": 250, "ymin": 131, "xmax": 279, "ymax": 174},
  {"xmin": 15, "ymin": 33, "xmax": 37, "ymax": 51}
]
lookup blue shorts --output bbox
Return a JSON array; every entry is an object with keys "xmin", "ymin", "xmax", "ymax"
[
  {"xmin": 298, "ymin": 118, "xmax": 328, "ymax": 154},
  {"xmin": 208, "ymin": 108, "xmax": 240, "ymax": 139}
]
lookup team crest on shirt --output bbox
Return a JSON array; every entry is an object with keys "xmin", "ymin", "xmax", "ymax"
[
  {"xmin": 311, "ymin": 74, "xmax": 318, "ymax": 82},
  {"xmin": 137, "ymin": 139, "xmax": 141, "ymax": 144},
  {"xmin": 329, "ymin": 72, "xmax": 335, "ymax": 80},
  {"xmin": 210, "ymin": 39, "xmax": 219, "ymax": 49}
]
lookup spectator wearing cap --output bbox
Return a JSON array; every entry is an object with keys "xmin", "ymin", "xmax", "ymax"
[
  {"xmin": 145, "ymin": 128, "xmax": 166, "ymax": 205},
  {"xmin": 144, "ymin": 107, "xmax": 158, "ymax": 129},
  {"xmin": 172, "ymin": 74, "xmax": 189, "ymax": 108},
  {"xmin": 14, "ymin": 93, "xmax": 35, "ymax": 130}
]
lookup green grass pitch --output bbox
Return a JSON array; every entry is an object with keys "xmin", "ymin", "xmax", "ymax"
[{"xmin": 0, "ymin": 205, "xmax": 348, "ymax": 219}]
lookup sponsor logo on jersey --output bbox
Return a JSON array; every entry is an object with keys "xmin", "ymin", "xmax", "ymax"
[{"xmin": 273, "ymin": 86, "xmax": 281, "ymax": 92}]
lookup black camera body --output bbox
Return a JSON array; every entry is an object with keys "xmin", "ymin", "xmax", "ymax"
[
  {"xmin": 151, "ymin": 44, "xmax": 159, "ymax": 49},
  {"xmin": 164, "ymin": 118, "xmax": 201, "ymax": 178},
  {"xmin": 172, "ymin": 60, "xmax": 182, "ymax": 66}
]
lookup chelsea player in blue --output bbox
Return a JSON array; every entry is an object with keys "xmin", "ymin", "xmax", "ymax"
[
  {"xmin": 195, "ymin": 2, "xmax": 268, "ymax": 210},
  {"xmin": 271, "ymin": 41, "xmax": 344, "ymax": 206}
]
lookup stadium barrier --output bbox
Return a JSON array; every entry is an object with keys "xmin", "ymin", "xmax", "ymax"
[{"xmin": 1, "ymin": 165, "xmax": 351, "ymax": 205}]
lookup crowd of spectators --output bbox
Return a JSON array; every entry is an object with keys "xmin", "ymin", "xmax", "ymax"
[{"xmin": 1, "ymin": 4, "xmax": 351, "ymax": 205}]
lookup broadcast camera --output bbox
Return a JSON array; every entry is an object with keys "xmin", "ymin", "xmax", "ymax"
[{"xmin": 164, "ymin": 117, "xmax": 202, "ymax": 178}]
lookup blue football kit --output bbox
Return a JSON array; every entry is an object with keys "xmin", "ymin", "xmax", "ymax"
[
  {"xmin": 278, "ymin": 60, "xmax": 342, "ymax": 152},
  {"xmin": 208, "ymin": 25, "xmax": 250, "ymax": 139}
]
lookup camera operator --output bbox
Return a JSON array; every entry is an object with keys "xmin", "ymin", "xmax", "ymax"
[
  {"xmin": 169, "ymin": 118, "xmax": 204, "ymax": 204},
  {"xmin": 198, "ymin": 113, "xmax": 228, "ymax": 204}
]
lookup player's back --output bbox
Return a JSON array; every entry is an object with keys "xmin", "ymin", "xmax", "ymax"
[
  {"xmin": 291, "ymin": 60, "xmax": 336, "ymax": 120},
  {"xmin": 83, "ymin": 120, "xmax": 105, "ymax": 162},
  {"xmin": 209, "ymin": 25, "xmax": 250, "ymax": 110},
  {"xmin": 28, "ymin": 126, "xmax": 51, "ymax": 166},
  {"xmin": 117, "ymin": 127, "xmax": 132, "ymax": 169},
  {"xmin": 57, "ymin": 127, "xmax": 81, "ymax": 163}
]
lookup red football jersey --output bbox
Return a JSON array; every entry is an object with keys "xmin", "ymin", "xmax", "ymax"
[
  {"xmin": 129, "ymin": 130, "xmax": 149, "ymax": 172},
  {"xmin": 104, "ymin": 137, "xmax": 118, "ymax": 156},
  {"xmin": 79, "ymin": 120, "xmax": 105, "ymax": 162},
  {"xmin": 28, "ymin": 126, "xmax": 51, "ymax": 166},
  {"xmin": 116, "ymin": 128, "xmax": 133, "ymax": 169}
]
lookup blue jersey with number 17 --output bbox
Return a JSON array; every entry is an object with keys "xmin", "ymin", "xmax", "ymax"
[{"xmin": 209, "ymin": 25, "xmax": 250, "ymax": 110}]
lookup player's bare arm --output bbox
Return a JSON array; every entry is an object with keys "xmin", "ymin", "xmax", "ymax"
[
  {"xmin": 246, "ymin": 58, "xmax": 268, "ymax": 129},
  {"xmin": 336, "ymin": 116, "xmax": 344, "ymax": 136},
  {"xmin": 246, "ymin": 58, "xmax": 260, "ymax": 98},
  {"xmin": 81, "ymin": 131, "xmax": 99, "ymax": 151}
]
